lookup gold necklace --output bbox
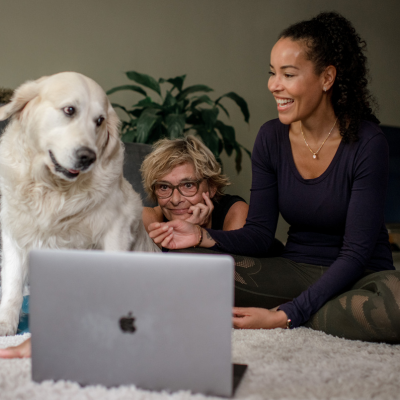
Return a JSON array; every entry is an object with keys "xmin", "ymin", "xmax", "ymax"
[{"xmin": 300, "ymin": 118, "xmax": 338, "ymax": 159}]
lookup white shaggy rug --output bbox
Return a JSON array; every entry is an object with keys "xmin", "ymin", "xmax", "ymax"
[{"xmin": 1, "ymin": 328, "xmax": 400, "ymax": 400}]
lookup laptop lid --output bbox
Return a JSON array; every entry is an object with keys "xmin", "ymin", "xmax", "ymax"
[{"xmin": 29, "ymin": 249, "xmax": 235, "ymax": 397}]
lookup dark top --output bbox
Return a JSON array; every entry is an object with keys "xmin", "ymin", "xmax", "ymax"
[
  {"xmin": 208, "ymin": 119, "xmax": 394, "ymax": 327},
  {"xmin": 211, "ymin": 194, "xmax": 246, "ymax": 230}
]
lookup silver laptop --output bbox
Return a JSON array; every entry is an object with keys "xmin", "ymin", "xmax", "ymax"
[{"xmin": 29, "ymin": 249, "xmax": 246, "ymax": 397}]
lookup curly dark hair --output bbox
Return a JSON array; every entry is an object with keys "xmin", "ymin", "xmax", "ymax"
[{"xmin": 279, "ymin": 12, "xmax": 379, "ymax": 142}]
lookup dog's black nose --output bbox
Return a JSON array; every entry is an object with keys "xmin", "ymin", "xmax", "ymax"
[{"xmin": 75, "ymin": 147, "xmax": 97, "ymax": 169}]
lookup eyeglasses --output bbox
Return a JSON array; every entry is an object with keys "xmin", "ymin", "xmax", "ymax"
[{"xmin": 153, "ymin": 179, "xmax": 203, "ymax": 199}]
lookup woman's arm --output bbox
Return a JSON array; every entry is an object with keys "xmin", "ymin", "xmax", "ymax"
[
  {"xmin": 0, "ymin": 338, "xmax": 31, "ymax": 358},
  {"xmin": 149, "ymin": 122, "xmax": 280, "ymax": 255},
  {"xmin": 222, "ymin": 201, "xmax": 249, "ymax": 231}
]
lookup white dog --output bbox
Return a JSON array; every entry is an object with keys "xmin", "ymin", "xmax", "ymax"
[{"xmin": 0, "ymin": 72, "xmax": 159, "ymax": 336}]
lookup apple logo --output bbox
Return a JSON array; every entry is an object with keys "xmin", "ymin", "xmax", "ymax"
[{"xmin": 119, "ymin": 311, "xmax": 136, "ymax": 333}]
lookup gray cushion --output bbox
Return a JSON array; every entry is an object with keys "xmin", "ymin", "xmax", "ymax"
[{"xmin": 123, "ymin": 142, "xmax": 157, "ymax": 207}]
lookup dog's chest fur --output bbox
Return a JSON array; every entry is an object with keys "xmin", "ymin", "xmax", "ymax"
[
  {"xmin": 1, "ymin": 177, "xmax": 116, "ymax": 250},
  {"xmin": 0, "ymin": 132, "xmax": 126, "ymax": 251}
]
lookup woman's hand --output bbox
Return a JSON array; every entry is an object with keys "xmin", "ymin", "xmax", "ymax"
[
  {"xmin": 232, "ymin": 307, "xmax": 288, "ymax": 329},
  {"xmin": 148, "ymin": 219, "xmax": 216, "ymax": 249},
  {"xmin": 185, "ymin": 192, "xmax": 214, "ymax": 227},
  {"xmin": 148, "ymin": 219, "xmax": 200, "ymax": 249}
]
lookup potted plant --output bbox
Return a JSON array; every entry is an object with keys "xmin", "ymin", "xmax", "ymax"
[{"xmin": 107, "ymin": 71, "xmax": 251, "ymax": 172}]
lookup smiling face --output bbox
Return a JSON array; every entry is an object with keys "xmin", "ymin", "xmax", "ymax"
[
  {"xmin": 156, "ymin": 162, "xmax": 216, "ymax": 222},
  {"xmin": 268, "ymin": 38, "xmax": 328, "ymax": 125}
]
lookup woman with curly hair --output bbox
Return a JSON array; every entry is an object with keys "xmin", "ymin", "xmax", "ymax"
[{"xmin": 149, "ymin": 12, "xmax": 400, "ymax": 343}]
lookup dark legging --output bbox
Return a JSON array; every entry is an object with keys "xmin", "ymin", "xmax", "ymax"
[{"xmin": 177, "ymin": 248, "xmax": 400, "ymax": 343}]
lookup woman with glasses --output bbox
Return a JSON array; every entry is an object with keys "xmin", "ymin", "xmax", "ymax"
[{"xmin": 141, "ymin": 135, "xmax": 249, "ymax": 236}]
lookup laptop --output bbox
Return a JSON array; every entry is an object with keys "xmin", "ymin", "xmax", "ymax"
[{"xmin": 29, "ymin": 249, "xmax": 247, "ymax": 397}]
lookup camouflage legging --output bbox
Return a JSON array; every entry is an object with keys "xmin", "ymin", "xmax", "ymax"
[
  {"xmin": 233, "ymin": 253, "xmax": 400, "ymax": 343},
  {"xmin": 179, "ymin": 248, "xmax": 400, "ymax": 343}
]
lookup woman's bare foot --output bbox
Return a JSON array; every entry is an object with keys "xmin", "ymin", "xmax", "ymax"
[{"xmin": 0, "ymin": 338, "xmax": 32, "ymax": 358}]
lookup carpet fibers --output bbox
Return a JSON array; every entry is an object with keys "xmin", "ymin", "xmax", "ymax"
[{"xmin": 1, "ymin": 328, "xmax": 400, "ymax": 400}]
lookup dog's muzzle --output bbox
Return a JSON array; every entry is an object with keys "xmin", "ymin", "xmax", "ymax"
[{"xmin": 49, "ymin": 147, "xmax": 97, "ymax": 179}]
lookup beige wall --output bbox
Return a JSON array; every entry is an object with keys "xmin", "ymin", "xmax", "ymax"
[{"xmin": 1, "ymin": 0, "xmax": 399, "ymax": 241}]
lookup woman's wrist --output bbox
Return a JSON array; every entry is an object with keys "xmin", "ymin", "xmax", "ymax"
[
  {"xmin": 275, "ymin": 310, "xmax": 289, "ymax": 329},
  {"xmin": 193, "ymin": 225, "xmax": 203, "ymax": 247},
  {"xmin": 199, "ymin": 227, "xmax": 216, "ymax": 248}
]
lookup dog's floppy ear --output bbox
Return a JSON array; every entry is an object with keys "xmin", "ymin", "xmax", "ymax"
[
  {"xmin": 0, "ymin": 77, "xmax": 46, "ymax": 121},
  {"xmin": 101, "ymin": 102, "xmax": 122, "ymax": 160},
  {"xmin": 107, "ymin": 102, "xmax": 121, "ymax": 140}
]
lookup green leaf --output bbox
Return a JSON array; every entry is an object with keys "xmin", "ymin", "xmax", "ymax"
[
  {"xmin": 186, "ymin": 110, "xmax": 201, "ymax": 125},
  {"xmin": 175, "ymin": 99, "xmax": 189, "ymax": 114},
  {"xmin": 234, "ymin": 143, "xmax": 243, "ymax": 173},
  {"xmin": 122, "ymin": 119, "xmax": 137, "ymax": 131},
  {"xmin": 136, "ymin": 109, "xmax": 160, "ymax": 143},
  {"xmin": 218, "ymin": 137, "xmax": 224, "ymax": 156},
  {"xmin": 129, "ymin": 108, "xmax": 143, "ymax": 118},
  {"xmin": 177, "ymin": 85, "xmax": 213, "ymax": 101},
  {"xmin": 239, "ymin": 143, "xmax": 252, "ymax": 158},
  {"xmin": 216, "ymin": 102, "xmax": 230, "ymax": 118},
  {"xmin": 148, "ymin": 121, "xmax": 168, "ymax": 143},
  {"xmin": 111, "ymin": 103, "xmax": 131, "ymax": 117},
  {"xmin": 166, "ymin": 75, "xmax": 186, "ymax": 92},
  {"xmin": 190, "ymin": 95, "xmax": 214, "ymax": 109},
  {"xmin": 163, "ymin": 91, "xmax": 177, "ymax": 108},
  {"xmin": 126, "ymin": 71, "xmax": 161, "ymax": 96},
  {"xmin": 166, "ymin": 113, "xmax": 186, "ymax": 139},
  {"xmin": 216, "ymin": 92, "xmax": 250, "ymax": 123},
  {"xmin": 106, "ymin": 85, "xmax": 147, "ymax": 97},
  {"xmin": 200, "ymin": 107, "xmax": 219, "ymax": 132},
  {"xmin": 196, "ymin": 128, "xmax": 220, "ymax": 158},
  {"xmin": 122, "ymin": 129, "xmax": 136, "ymax": 143},
  {"xmin": 132, "ymin": 96, "xmax": 162, "ymax": 109},
  {"xmin": 215, "ymin": 120, "xmax": 235, "ymax": 156}
]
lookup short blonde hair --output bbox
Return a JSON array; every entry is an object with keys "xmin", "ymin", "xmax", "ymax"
[{"xmin": 141, "ymin": 135, "xmax": 230, "ymax": 203}]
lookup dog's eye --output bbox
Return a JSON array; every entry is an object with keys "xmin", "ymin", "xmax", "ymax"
[
  {"xmin": 63, "ymin": 106, "xmax": 75, "ymax": 116},
  {"xmin": 96, "ymin": 116, "xmax": 105, "ymax": 127}
]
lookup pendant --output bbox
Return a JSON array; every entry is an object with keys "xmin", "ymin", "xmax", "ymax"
[{"xmin": 313, "ymin": 154, "xmax": 317, "ymax": 159}]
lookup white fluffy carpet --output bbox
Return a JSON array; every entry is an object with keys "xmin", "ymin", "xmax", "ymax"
[{"xmin": 1, "ymin": 328, "xmax": 400, "ymax": 400}]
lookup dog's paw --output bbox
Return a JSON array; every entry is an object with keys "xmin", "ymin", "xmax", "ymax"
[{"xmin": 0, "ymin": 316, "xmax": 19, "ymax": 336}]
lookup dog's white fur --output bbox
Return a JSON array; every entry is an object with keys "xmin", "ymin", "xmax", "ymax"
[{"xmin": 0, "ymin": 72, "xmax": 159, "ymax": 336}]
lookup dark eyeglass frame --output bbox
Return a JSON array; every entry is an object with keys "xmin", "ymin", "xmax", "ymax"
[{"xmin": 152, "ymin": 179, "xmax": 203, "ymax": 199}]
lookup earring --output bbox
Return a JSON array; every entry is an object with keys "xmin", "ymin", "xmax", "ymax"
[{"xmin": 323, "ymin": 87, "xmax": 327, "ymax": 92}]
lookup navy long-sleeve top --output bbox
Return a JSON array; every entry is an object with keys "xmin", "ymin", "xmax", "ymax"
[{"xmin": 208, "ymin": 119, "xmax": 394, "ymax": 327}]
